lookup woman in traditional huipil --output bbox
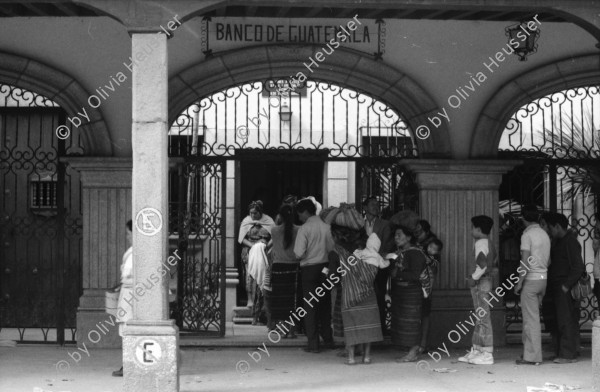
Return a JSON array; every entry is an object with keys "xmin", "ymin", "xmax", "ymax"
[
  {"xmin": 325, "ymin": 204, "xmax": 388, "ymax": 365},
  {"xmin": 389, "ymin": 225, "xmax": 427, "ymax": 361},
  {"xmin": 268, "ymin": 204, "xmax": 300, "ymax": 336},
  {"xmin": 238, "ymin": 200, "xmax": 275, "ymax": 324}
]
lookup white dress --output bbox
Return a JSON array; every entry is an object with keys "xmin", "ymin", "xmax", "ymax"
[{"xmin": 117, "ymin": 247, "xmax": 133, "ymax": 336}]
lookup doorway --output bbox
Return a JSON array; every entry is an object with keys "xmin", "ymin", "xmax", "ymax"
[
  {"xmin": 238, "ymin": 154, "xmax": 325, "ymax": 219},
  {"xmin": 236, "ymin": 151, "xmax": 325, "ymax": 306}
]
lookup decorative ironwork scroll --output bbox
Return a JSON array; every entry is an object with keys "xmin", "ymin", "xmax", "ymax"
[
  {"xmin": 168, "ymin": 78, "xmax": 416, "ymax": 334},
  {"xmin": 357, "ymin": 162, "xmax": 418, "ymax": 332},
  {"xmin": 499, "ymin": 86, "xmax": 600, "ymax": 332},
  {"xmin": 169, "ymin": 161, "xmax": 225, "ymax": 335},
  {"xmin": 0, "ymin": 84, "xmax": 82, "ymax": 343},
  {"xmin": 169, "ymin": 78, "xmax": 417, "ymax": 160}
]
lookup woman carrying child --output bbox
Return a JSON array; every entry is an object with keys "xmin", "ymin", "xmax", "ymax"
[
  {"xmin": 389, "ymin": 225, "xmax": 428, "ymax": 361},
  {"xmin": 323, "ymin": 204, "xmax": 388, "ymax": 365}
]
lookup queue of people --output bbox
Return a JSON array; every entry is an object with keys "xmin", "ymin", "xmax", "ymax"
[
  {"xmin": 238, "ymin": 195, "xmax": 445, "ymax": 364},
  {"xmin": 236, "ymin": 196, "xmax": 598, "ymax": 366}
]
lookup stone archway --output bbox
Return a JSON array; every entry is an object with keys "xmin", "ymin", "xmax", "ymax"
[
  {"xmin": 0, "ymin": 50, "xmax": 113, "ymax": 155},
  {"xmin": 168, "ymin": 45, "xmax": 450, "ymax": 158},
  {"xmin": 470, "ymin": 54, "xmax": 600, "ymax": 158}
]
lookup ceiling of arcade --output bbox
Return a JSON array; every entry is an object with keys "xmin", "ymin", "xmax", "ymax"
[{"xmin": 0, "ymin": 0, "xmax": 597, "ymax": 158}]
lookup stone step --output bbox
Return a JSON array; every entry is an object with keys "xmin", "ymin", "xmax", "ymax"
[
  {"xmin": 232, "ymin": 316, "xmax": 254, "ymax": 324},
  {"xmin": 232, "ymin": 306, "xmax": 253, "ymax": 324},
  {"xmin": 232, "ymin": 306, "xmax": 253, "ymax": 317}
]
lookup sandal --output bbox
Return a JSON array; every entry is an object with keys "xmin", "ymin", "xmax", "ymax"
[
  {"xmin": 396, "ymin": 350, "xmax": 419, "ymax": 363},
  {"xmin": 362, "ymin": 357, "xmax": 372, "ymax": 365},
  {"xmin": 345, "ymin": 358, "xmax": 357, "ymax": 365}
]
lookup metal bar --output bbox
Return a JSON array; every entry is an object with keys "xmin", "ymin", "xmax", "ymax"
[
  {"xmin": 355, "ymin": 161, "xmax": 362, "ymax": 212},
  {"xmin": 549, "ymin": 163, "xmax": 557, "ymax": 212},
  {"xmin": 176, "ymin": 165, "xmax": 186, "ymax": 329},
  {"xmin": 219, "ymin": 162, "xmax": 227, "ymax": 336},
  {"xmin": 56, "ymin": 111, "xmax": 67, "ymax": 345}
]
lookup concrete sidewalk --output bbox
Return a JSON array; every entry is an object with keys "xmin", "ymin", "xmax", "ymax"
[{"xmin": 0, "ymin": 342, "xmax": 593, "ymax": 392}]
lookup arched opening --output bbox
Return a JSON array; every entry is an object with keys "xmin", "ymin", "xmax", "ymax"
[
  {"xmin": 166, "ymin": 77, "xmax": 419, "ymax": 334},
  {"xmin": 169, "ymin": 45, "xmax": 450, "ymax": 159},
  {"xmin": 497, "ymin": 86, "xmax": 599, "ymax": 334},
  {"xmin": 0, "ymin": 50, "xmax": 113, "ymax": 156},
  {"xmin": 0, "ymin": 83, "xmax": 84, "ymax": 344},
  {"xmin": 470, "ymin": 54, "xmax": 600, "ymax": 158}
]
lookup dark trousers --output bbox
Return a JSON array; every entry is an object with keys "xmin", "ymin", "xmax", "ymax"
[
  {"xmin": 375, "ymin": 266, "xmax": 390, "ymax": 334},
  {"xmin": 594, "ymin": 279, "xmax": 600, "ymax": 310},
  {"xmin": 545, "ymin": 282, "xmax": 580, "ymax": 359},
  {"xmin": 301, "ymin": 263, "xmax": 333, "ymax": 350}
]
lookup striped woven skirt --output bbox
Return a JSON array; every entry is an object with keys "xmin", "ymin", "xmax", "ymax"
[
  {"xmin": 391, "ymin": 282, "xmax": 422, "ymax": 347},
  {"xmin": 341, "ymin": 291, "xmax": 382, "ymax": 346},
  {"xmin": 268, "ymin": 263, "xmax": 298, "ymax": 321},
  {"xmin": 333, "ymin": 287, "xmax": 344, "ymax": 338}
]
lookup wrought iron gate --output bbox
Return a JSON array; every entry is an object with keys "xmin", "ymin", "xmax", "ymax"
[
  {"xmin": 357, "ymin": 161, "xmax": 418, "ymax": 219},
  {"xmin": 0, "ymin": 84, "xmax": 83, "ymax": 343},
  {"xmin": 498, "ymin": 86, "xmax": 600, "ymax": 333},
  {"xmin": 168, "ymin": 77, "xmax": 418, "ymax": 333},
  {"xmin": 357, "ymin": 161, "xmax": 418, "ymax": 331},
  {"xmin": 168, "ymin": 156, "xmax": 226, "ymax": 335}
]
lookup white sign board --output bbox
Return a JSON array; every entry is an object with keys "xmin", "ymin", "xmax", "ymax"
[{"xmin": 200, "ymin": 17, "xmax": 385, "ymax": 58}]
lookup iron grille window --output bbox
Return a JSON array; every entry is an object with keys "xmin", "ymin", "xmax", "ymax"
[
  {"xmin": 168, "ymin": 134, "xmax": 205, "ymax": 157},
  {"xmin": 361, "ymin": 136, "xmax": 415, "ymax": 157},
  {"xmin": 30, "ymin": 177, "xmax": 58, "ymax": 211}
]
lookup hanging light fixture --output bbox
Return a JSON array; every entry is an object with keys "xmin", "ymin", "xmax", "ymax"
[
  {"xmin": 279, "ymin": 94, "xmax": 292, "ymax": 122},
  {"xmin": 505, "ymin": 20, "xmax": 540, "ymax": 61}
]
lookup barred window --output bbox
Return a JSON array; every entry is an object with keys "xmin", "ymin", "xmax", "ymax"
[{"xmin": 30, "ymin": 173, "xmax": 58, "ymax": 211}]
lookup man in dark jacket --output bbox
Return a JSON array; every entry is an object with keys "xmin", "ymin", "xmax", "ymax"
[{"xmin": 541, "ymin": 212, "xmax": 585, "ymax": 363}]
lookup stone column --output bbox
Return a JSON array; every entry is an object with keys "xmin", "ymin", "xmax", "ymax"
[
  {"xmin": 403, "ymin": 159, "xmax": 521, "ymax": 348},
  {"xmin": 123, "ymin": 31, "xmax": 178, "ymax": 391},
  {"xmin": 67, "ymin": 157, "xmax": 132, "ymax": 348}
]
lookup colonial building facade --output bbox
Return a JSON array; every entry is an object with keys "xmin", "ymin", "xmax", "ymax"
[{"xmin": 0, "ymin": 1, "xmax": 599, "ymax": 390}]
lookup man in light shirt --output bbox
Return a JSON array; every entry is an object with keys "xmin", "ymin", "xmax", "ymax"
[
  {"xmin": 294, "ymin": 198, "xmax": 334, "ymax": 353},
  {"xmin": 515, "ymin": 205, "xmax": 551, "ymax": 365}
]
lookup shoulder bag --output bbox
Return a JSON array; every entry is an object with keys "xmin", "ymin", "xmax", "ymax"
[{"xmin": 566, "ymin": 240, "xmax": 592, "ymax": 301}]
